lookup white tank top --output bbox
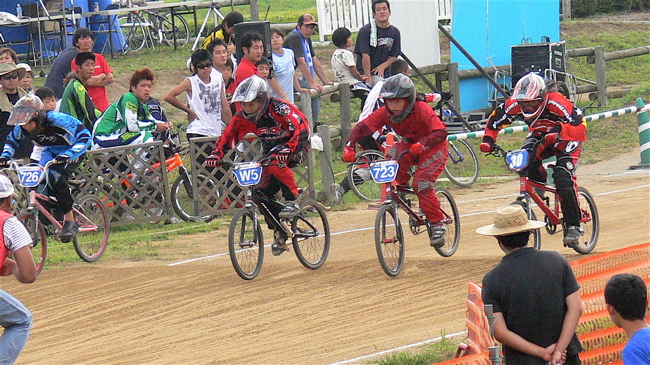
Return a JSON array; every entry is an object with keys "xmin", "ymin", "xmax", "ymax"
[{"xmin": 186, "ymin": 68, "xmax": 226, "ymax": 136}]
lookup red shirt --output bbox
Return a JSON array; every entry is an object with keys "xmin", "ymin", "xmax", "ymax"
[{"xmin": 71, "ymin": 53, "xmax": 112, "ymax": 112}]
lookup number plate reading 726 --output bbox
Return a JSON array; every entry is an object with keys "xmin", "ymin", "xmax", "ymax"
[
  {"xmin": 17, "ymin": 165, "xmax": 45, "ymax": 188},
  {"xmin": 233, "ymin": 162, "xmax": 263, "ymax": 186},
  {"xmin": 369, "ymin": 160, "xmax": 398, "ymax": 183}
]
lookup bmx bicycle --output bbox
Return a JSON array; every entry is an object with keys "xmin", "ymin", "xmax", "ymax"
[
  {"xmin": 11, "ymin": 161, "xmax": 109, "ymax": 275},
  {"xmin": 369, "ymin": 156, "xmax": 460, "ymax": 277},
  {"xmin": 225, "ymin": 157, "xmax": 330, "ymax": 280},
  {"xmin": 489, "ymin": 145, "xmax": 599, "ymax": 254}
]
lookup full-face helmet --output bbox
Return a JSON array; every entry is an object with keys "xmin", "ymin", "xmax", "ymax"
[
  {"xmin": 8, "ymin": 94, "xmax": 45, "ymax": 126},
  {"xmin": 512, "ymin": 72, "xmax": 548, "ymax": 119},
  {"xmin": 231, "ymin": 75, "xmax": 270, "ymax": 122},
  {"xmin": 380, "ymin": 73, "xmax": 416, "ymax": 124}
]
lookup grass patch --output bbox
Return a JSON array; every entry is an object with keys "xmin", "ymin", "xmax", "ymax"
[{"xmin": 369, "ymin": 333, "xmax": 463, "ymax": 365}]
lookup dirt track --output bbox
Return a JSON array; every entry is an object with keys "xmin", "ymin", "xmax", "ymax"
[{"xmin": 6, "ymin": 153, "xmax": 650, "ymax": 364}]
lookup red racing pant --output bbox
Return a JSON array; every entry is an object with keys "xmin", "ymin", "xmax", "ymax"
[
  {"xmin": 386, "ymin": 141, "xmax": 448, "ymax": 223},
  {"xmin": 257, "ymin": 164, "xmax": 299, "ymax": 201}
]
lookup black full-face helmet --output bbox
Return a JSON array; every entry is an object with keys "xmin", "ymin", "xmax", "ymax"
[{"xmin": 380, "ymin": 73, "xmax": 416, "ymax": 124}]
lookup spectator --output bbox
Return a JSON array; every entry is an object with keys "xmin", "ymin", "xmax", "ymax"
[
  {"xmin": 69, "ymin": 30, "xmax": 114, "ymax": 112},
  {"xmin": 223, "ymin": 58, "xmax": 236, "ymax": 115},
  {"xmin": 200, "ymin": 10, "xmax": 244, "ymax": 55},
  {"xmin": 2, "ymin": 94, "xmax": 91, "ymax": 242},
  {"xmin": 283, "ymin": 13, "xmax": 332, "ymax": 123},
  {"xmin": 60, "ymin": 52, "xmax": 101, "ymax": 130},
  {"xmin": 270, "ymin": 29, "xmax": 307, "ymax": 104},
  {"xmin": 331, "ymin": 27, "xmax": 370, "ymax": 109},
  {"xmin": 605, "ymin": 273, "xmax": 650, "ymax": 364},
  {"xmin": 233, "ymin": 32, "xmax": 264, "ymax": 89},
  {"xmin": 0, "ymin": 48, "xmax": 18, "ymax": 64},
  {"xmin": 354, "ymin": 0, "xmax": 401, "ymax": 86},
  {"xmin": 478, "ymin": 205, "xmax": 583, "ymax": 365},
  {"xmin": 206, "ymin": 39, "xmax": 232, "ymax": 75},
  {"xmin": 44, "ymin": 27, "xmax": 91, "ymax": 99},
  {"xmin": 16, "ymin": 63, "xmax": 34, "ymax": 93},
  {"xmin": 257, "ymin": 57, "xmax": 291, "ymax": 101},
  {"xmin": 0, "ymin": 175, "xmax": 36, "ymax": 365},
  {"xmin": 30, "ymin": 86, "xmax": 57, "ymax": 163},
  {"xmin": 0, "ymin": 62, "xmax": 27, "ymax": 149},
  {"xmin": 164, "ymin": 49, "xmax": 232, "ymax": 164}
]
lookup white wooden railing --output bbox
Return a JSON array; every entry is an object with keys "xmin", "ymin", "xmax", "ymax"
[{"xmin": 315, "ymin": 0, "xmax": 452, "ymax": 42}]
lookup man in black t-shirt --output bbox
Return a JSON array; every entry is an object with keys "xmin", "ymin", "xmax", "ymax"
[
  {"xmin": 354, "ymin": 0, "xmax": 401, "ymax": 86},
  {"xmin": 477, "ymin": 205, "xmax": 583, "ymax": 365}
]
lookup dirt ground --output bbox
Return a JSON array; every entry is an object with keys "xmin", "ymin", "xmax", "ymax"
[{"xmin": 3, "ymin": 150, "xmax": 648, "ymax": 364}]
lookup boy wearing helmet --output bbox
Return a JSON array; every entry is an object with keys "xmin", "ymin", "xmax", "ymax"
[
  {"xmin": 206, "ymin": 76, "xmax": 310, "ymax": 255},
  {"xmin": 0, "ymin": 95, "xmax": 91, "ymax": 242},
  {"xmin": 480, "ymin": 72, "xmax": 587, "ymax": 245},
  {"xmin": 343, "ymin": 73, "xmax": 449, "ymax": 247}
]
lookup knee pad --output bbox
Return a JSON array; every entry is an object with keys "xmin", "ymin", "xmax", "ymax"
[{"xmin": 552, "ymin": 167, "xmax": 574, "ymax": 190}]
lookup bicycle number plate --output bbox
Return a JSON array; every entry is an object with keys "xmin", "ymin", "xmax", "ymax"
[
  {"xmin": 233, "ymin": 162, "xmax": 263, "ymax": 187},
  {"xmin": 506, "ymin": 149, "xmax": 530, "ymax": 172},
  {"xmin": 369, "ymin": 160, "xmax": 398, "ymax": 183},
  {"xmin": 17, "ymin": 164, "xmax": 45, "ymax": 188}
]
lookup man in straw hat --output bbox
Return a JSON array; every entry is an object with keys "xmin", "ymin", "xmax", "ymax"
[{"xmin": 477, "ymin": 205, "xmax": 583, "ymax": 365}]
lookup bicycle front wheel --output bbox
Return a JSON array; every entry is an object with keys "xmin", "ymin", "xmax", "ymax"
[
  {"xmin": 511, "ymin": 197, "xmax": 542, "ymax": 249},
  {"xmin": 171, "ymin": 173, "xmax": 218, "ymax": 222},
  {"xmin": 73, "ymin": 195, "xmax": 109, "ymax": 263},
  {"xmin": 348, "ymin": 150, "xmax": 385, "ymax": 201},
  {"xmin": 17, "ymin": 211, "xmax": 47, "ymax": 276},
  {"xmin": 162, "ymin": 12, "xmax": 190, "ymax": 47},
  {"xmin": 572, "ymin": 187, "xmax": 599, "ymax": 254},
  {"xmin": 228, "ymin": 209, "xmax": 264, "ymax": 280},
  {"xmin": 434, "ymin": 187, "xmax": 461, "ymax": 257},
  {"xmin": 292, "ymin": 199, "xmax": 330, "ymax": 270},
  {"xmin": 374, "ymin": 204, "xmax": 404, "ymax": 277},
  {"xmin": 444, "ymin": 140, "xmax": 479, "ymax": 187}
]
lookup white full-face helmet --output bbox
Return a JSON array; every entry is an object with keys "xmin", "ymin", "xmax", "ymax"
[
  {"xmin": 512, "ymin": 72, "xmax": 548, "ymax": 120},
  {"xmin": 231, "ymin": 75, "xmax": 270, "ymax": 122}
]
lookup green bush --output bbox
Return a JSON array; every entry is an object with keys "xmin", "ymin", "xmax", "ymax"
[{"xmin": 572, "ymin": 0, "xmax": 650, "ymax": 17}]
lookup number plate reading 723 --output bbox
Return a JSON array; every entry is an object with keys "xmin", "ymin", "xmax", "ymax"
[{"xmin": 369, "ymin": 160, "xmax": 398, "ymax": 183}]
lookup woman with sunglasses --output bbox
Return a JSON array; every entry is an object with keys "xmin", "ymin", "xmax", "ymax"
[
  {"xmin": 164, "ymin": 49, "xmax": 232, "ymax": 164},
  {"xmin": 0, "ymin": 62, "xmax": 27, "ymax": 151}
]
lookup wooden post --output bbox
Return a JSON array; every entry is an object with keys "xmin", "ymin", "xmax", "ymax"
[
  {"xmin": 594, "ymin": 46, "xmax": 607, "ymax": 106},
  {"xmin": 339, "ymin": 83, "xmax": 351, "ymax": 149},
  {"xmin": 249, "ymin": 0, "xmax": 259, "ymax": 21},
  {"xmin": 299, "ymin": 90, "xmax": 314, "ymax": 131},
  {"xmin": 317, "ymin": 125, "xmax": 336, "ymax": 203},
  {"xmin": 447, "ymin": 62, "xmax": 461, "ymax": 112},
  {"xmin": 561, "ymin": 0, "xmax": 571, "ymax": 20}
]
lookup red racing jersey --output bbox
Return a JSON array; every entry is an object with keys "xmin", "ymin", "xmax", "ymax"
[
  {"xmin": 485, "ymin": 92, "xmax": 587, "ymax": 142},
  {"xmin": 213, "ymin": 99, "xmax": 311, "ymax": 158}
]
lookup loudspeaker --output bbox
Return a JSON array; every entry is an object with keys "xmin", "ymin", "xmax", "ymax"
[
  {"xmin": 234, "ymin": 21, "xmax": 272, "ymax": 61},
  {"xmin": 511, "ymin": 41, "xmax": 566, "ymax": 86}
]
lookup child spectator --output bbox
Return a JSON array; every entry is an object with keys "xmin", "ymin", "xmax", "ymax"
[
  {"xmin": 16, "ymin": 63, "xmax": 34, "ymax": 92},
  {"xmin": 223, "ymin": 58, "xmax": 236, "ymax": 115},
  {"xmin": 31, "ymin": 86, "xmax": 58, "ymax": 163},
  {"xmin": 331, "ymin": 27, "xmax": 370, "ymax": 109}
]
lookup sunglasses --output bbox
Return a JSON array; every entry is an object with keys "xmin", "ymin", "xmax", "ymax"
[
  {"xmin": 1, "ymin": 72, "xmax": 19, "ymax": 80},
  {"xmin": 196, "ymin": 62, "xmax": 213, "ymax": 69}
]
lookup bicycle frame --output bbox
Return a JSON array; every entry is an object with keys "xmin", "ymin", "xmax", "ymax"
[{"xmin": 26, "ymin": 190, "xmax": 99, "ymax": 235}]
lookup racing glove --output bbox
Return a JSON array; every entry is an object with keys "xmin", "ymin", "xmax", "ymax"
[
  {"xmin": 0, "ymin": 157, "xmax": 10, "ymax": 168},
  {"xmin": 205, "ymin": 154, "xmax": 222, "ymax": 167},
  {"xmin": 480, "ymin": 136, "xmax": 495, "ymax": 153},
  {"xmin": 342, "ymin": 146, "xmax": 357, "ymax": 163},
  {"xmin": 272, "ymin": 146, "xmax": 291, "ymax": 163},
  {"xmin": 54, "ymin": 155, "xmax": 70, "ymax": 165},
  {"xmin": 410, "ymin": 142, "xmax": 426, "ymax": 158}
]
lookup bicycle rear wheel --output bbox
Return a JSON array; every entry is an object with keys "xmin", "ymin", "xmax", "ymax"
[
  {"xmin": 162, "ymin": 12, "xmax": 190, "ymax": 47},
  {"xmin": 433, "ymin": 187, "xmax": 461, "ymax": 257},
  {"xmin": 571, "ymin": 187, "xmax": 599, "ymax": 254},
  {"xmin": 118, "ymin": 14, "xmax": 147, "ymax": 52},
  {"xmin": 292, "ymin": 199, "xmax": 330, "ymax": 270},
  {"xmin": 17, "ymin": 211, "xmax": 47, "ymax": 276},
  {"xmin": 348, "ymin": 150, "xmax": 385, "ymax": 201},
  {"xmin": 228, "ymin": 208, "xmax": 264, "ymax": 280},
  {"xmin": 73, "ymin": 195, "xmax": 109, "ymax": 263},
  {"xmin": 171, "ymin": 173, "xmax": 218, "ymax": 222},
  {"xmin": 444, "ymin": 139, "xmax": 479, "ymax": 187},
  {"xmin": 374, "ymin": 204, "xmax": 404, "ymax": 277}
]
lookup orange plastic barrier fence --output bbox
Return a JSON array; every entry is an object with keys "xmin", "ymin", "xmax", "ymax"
[
  {"xmin": 579, "ymin": 342, "xmax": 625, "ymax": 365},
  {"xmin": 433, "ymin": 351, "xmax": 492, "ymax": 365},
  {"xmin": 465, "ymin": 282, "xmax": 494, "ymax": 355}
]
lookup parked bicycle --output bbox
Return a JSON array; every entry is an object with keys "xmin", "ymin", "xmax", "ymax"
[
  {"xmin": 10, "ymin": 161, "xmax": 109, "ymax": 275},
  {"xmin": 225, "ymin": 157, "xmax": 330, "ymax": 280},
  {"xmin": 489, "ymin": 144, "xmax": 599, "ymax": 254},
  {"xmin": 118, "ymin": 6, "xmax": 190, "ymax": 52},
  {"xmin": 370, "ymin": 155, "xmax": 460, "ymax": 277}
]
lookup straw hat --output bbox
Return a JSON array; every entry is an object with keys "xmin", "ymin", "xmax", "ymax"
[
  {"xmin": 0, "ymin": 62, "xmax": 26, "ymax": 79},
  {"xmin": 476, "ymin": 205, "xmax": 545, "ymax": 236}
]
